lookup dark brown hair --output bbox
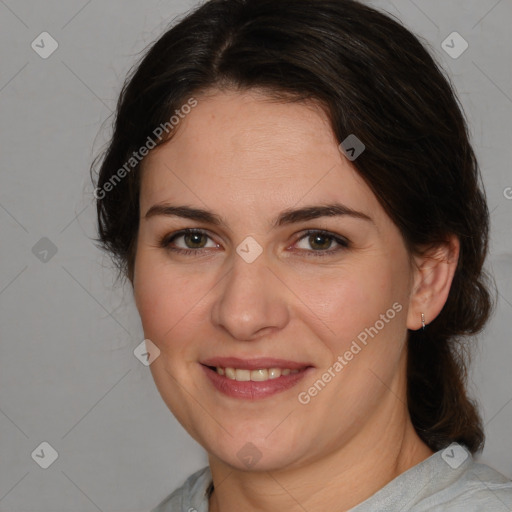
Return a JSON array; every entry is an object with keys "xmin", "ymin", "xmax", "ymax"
[{"xmin": 92, "ymin": 0, "xmax": 494, "ymax": 454}]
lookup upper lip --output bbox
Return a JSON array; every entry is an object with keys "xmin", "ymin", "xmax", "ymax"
[{"xmin": 200, "ymin": 357, "xmax": 313, "ymax": 371}]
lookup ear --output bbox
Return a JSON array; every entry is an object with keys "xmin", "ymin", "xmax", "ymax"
[{"xmin": 406, "ymin": 235, "xmax": 460, "ymax": 330}]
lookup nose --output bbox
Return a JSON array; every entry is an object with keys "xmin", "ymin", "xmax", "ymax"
[{"xmin": 210, "ymin": 250, "xmax": 290, "ymax": 341}]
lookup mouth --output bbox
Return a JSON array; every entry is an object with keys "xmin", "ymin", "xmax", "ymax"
[
  {"xmin": 200, "ymin": 357, "xmax": 314, "ymax": 400},
  {"xmin": 204, "ymin": 365, "xmax": 305, "ymax": 381}
]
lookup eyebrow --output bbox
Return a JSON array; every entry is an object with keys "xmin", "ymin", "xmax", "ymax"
[{"xmin": 144, "ymin": 202, "xmax": 373, "ymax": 228}]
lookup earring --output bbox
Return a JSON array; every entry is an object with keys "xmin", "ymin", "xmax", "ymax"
[{"xmin": 421, "ymin": 312, "xmax": 426, "ymax": 330}]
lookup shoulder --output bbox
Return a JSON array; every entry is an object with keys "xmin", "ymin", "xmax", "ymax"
[
  {"xmin": 430, "ymin": 459, "xmax": 512, "ymax": 511},
  {"xmin": 349, "ymin": 444, "xmax": 512, "ymax": 512},
  {"xmin": 151, "ymin": 466, "xmax": 212, "ymax": 512}
]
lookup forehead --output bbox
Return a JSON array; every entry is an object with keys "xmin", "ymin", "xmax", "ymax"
[{"xmin": 139, "ymin": 89, "xmax": 380, "ymax": 220}]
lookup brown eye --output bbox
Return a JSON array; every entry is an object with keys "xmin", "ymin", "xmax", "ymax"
[
  {"xmin": 159, "ymin": 229, "xmax": 219, "ymax": 255},
  {"xmin": 182, "ymin": 232, "xmax": 208, "ymax": 249},
  {"xmin": 308, "ymin": 233, "xmax": 334, "ymax": 251},
  {"xmin": 294, "ymin": 229, "xmax": 349, "ymax": 257}
]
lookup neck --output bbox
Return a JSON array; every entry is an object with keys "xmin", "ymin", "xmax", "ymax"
[{"xmin": 208, "ymin": 413, "xmax": 432, "ymax": 512}]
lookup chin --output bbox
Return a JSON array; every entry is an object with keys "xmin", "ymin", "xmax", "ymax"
[{"xmin": 203, "ymin": 428, "xmax": 307, "ymax": 473}]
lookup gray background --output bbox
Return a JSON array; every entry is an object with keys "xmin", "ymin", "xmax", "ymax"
[{"xmin": 0, "ymin": 0, "xmax": 510, "ymax": 511}]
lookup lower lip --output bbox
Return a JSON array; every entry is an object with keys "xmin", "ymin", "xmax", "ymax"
[{"xmin": 201, "ymin": 364, "xmax": 314, "ymax": 400}]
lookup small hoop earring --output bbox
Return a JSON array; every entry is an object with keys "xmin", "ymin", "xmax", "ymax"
[{"xmin": 421, "ymin": 312, "xmax": 426, "ymax": 330}]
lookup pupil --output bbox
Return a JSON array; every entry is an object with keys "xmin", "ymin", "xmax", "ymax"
[
  {"xmin": 310, "ymin": 234, "xmax": 331, "ymax": 250},
  {"xmin": 186, "ymin": 233, "xmax": 205, "ymax": 248}
]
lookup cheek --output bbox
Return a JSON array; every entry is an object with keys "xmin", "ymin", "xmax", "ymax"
[
  {"xmin": 290, "ymin": 257, "xmax": 410, "ymax": 389},
  {"xmin": 133, "ymin": 251, "xmax": 180, "ymax": 339},
  {"xmin": 133, "ymin": 249, "xmax": 216, "ymax": 349},
  {"xmin": 295, "ymin": 260, "xmax": 399, "ymax": 339}
]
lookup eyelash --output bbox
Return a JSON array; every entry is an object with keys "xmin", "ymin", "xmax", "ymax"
[{"xmin": 158, "ymin": 228, "xmax": 350, "ymax": 258}]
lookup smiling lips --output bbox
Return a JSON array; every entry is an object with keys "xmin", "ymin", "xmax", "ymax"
[
  {"xmin": 216, "ymin": 366, "xmax": 300, "ymax": 381},
  {"xmin": 200, "ymin": 357, "xmax": 314, "ymax": 399}
]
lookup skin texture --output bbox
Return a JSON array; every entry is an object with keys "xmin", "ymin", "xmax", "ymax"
[{"xmin": 133, "ymin": 89, "xmax": 459, "ymax": 512}]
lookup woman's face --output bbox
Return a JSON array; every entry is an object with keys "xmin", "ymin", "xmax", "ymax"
[{"xmin": 133, "ymin": 89, "xmax": 417, "ymax": 471}]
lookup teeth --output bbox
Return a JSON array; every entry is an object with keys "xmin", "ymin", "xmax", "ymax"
[
  {"xmin": 224, "ymin": 367, "xmax": 236, "ymax": 379},
  {"xmin": 235, "ymin": 369, "xmax": 251, "ymax": 381},
  {"xmin": 216, "ymin": 367, "xmax": 301, "ymax": 381},
  {"xmin": 268, "ymin": 368, "xmax": 281, "ymax": 379}
]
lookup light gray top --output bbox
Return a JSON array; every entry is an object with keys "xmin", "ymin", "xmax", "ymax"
[{"xmin": 151, "ymin": 443, "xmax": 512, "ymax": 511}]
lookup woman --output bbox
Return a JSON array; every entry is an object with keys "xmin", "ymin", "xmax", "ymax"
[{"xmin": 92, "ymin": 0, "xmax": 512, "ymax": 510}]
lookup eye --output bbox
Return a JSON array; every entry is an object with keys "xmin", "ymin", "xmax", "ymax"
[
  {"xmin": 292, "ymin": 229, "xmax": 349, "ymax": 257},
  {"xmin": 159, "ymin": 228, "xmax": 349, "ymax": 258},
  {"xmin": 159, "ymin": 228, "xmax": 219, "ymax": 255}
]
